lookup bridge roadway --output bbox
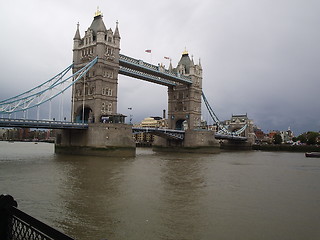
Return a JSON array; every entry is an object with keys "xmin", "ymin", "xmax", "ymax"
[
  {"xmin": 0, "ymin": 118, "xmax": 247, "ymax": 142},
  {"xmin": 214, "ymin": 133, "xmax": 247, "ymax": 141},
  {"xmin": 0, "ymin": 118, "xmax": 88, "ymax": 130},
  {"xmin": 132, "ymin": 127, "xmax": 185, "ymax": 140}
]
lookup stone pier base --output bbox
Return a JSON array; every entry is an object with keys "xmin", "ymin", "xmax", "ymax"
[
  {"xmin": 153, "ymin": 129, "xmax": 220, "ymax": 153},
  {"xmin": 55, "ymin": 123, "xmax": 135, "ymax": 157}
]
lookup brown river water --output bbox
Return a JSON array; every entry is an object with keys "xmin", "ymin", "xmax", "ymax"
[{"xmin": 0, "ymin": 141, "xmax": 319, "ymax": 240}]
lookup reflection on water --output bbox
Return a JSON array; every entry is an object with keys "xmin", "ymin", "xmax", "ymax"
[{"xmin": 1, "ymin": 142, "xmax": 320, "ymax": 240}]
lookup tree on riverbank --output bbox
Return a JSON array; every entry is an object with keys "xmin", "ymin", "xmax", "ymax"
[
  {"xmin": 273, "ymin": 133, "xmax": 282, "ymax": 144},
  {"xmin": 296, "ymin": 131, "xmax": 320, "ymax": 145}
]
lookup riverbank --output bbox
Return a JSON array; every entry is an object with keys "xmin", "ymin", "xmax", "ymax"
[{"xmin": 253, "ymin": 144, "xmax": 320, "ymax": 152}]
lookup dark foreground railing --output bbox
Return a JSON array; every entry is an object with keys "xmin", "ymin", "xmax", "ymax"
[{"xmin": 0, "ymin": 195, "xmax": 75, "ymax": 240}]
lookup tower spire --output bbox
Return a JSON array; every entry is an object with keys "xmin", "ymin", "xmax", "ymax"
[
  {"xmin": 73, "ymin": 22, "xmax": 81, "ymax": 40},
  {"xmin": 114, "ymin": 20, "xmax": 120, "ymax": 39}
]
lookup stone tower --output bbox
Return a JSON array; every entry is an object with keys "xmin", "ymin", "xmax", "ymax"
[
  {"xmin": 168, "ymin": 50, "xmax": 203, "ymax": 130},
  {"xmin": 55, "ymin": 10, "xmax": 134, "ymax": 157},
  {"xmin": 72, "ymin": 9, "xmax": 121, "ymax": 123}
]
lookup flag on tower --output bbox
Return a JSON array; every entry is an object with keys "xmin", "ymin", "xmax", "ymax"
[
  {"xmin": 145, "ymin": 49, "xmax": 152, "ymax": 53},
  {"xmin": 164, "ymin": 56, "xmax": 170, "ymax": 60}
]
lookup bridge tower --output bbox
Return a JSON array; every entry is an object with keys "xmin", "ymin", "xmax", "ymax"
[
  {"xmin": 154, "ymin": 50, "xmax": 220, "ymax": 153},
  {"xmin": 72, "ymin": 9, "xmax": 121, "ymax": 123},
  {"xmin": 168, "ymin": 50, "xmax": 202, "ymax": 130},
  {"xmin": 55, "ymin": 10, "xmax": 135, "ymax": 157}
]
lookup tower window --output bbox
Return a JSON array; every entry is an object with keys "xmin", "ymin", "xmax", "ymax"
[
  {"xmin": 102, "ymin": 88, "xmax": 112, "ymax": 96},
  {"xmin": 107, "ymin": 103, "xmax": 112, "ymax": 112}
]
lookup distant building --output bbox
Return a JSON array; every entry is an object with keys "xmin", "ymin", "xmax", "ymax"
[
  {"xmin": 280, "ymin": 127, "xmax": 294, "ymax": 143},
  {"xmin": 134, "ymin": 117, "xmax": 168, "ymax": 145},
  {"xmin": 267, "ymin": 131, "xmax": 279, "ymax": 143},
  {"xmin": 266, "ymin": 127, "xmax": 294, "ymax": 144},
  {"xmin": 0, "ymin": 128, "xmax": 55, "ymax": 142},
  {"xmin": 254, "ymin": 127, "xmax": 265, "ymax": 142}
]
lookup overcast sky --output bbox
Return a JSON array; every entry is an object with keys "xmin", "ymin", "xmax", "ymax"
[{"xmin": 0, "ymin": 0, "xmax": 319, "ymax": 135}]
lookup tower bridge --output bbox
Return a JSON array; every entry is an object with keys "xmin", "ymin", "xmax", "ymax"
[{"xmin": 0, "ymin": 10, "xmax": 255, "ymax": 156}]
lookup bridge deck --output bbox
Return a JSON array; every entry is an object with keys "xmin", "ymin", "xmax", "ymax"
[
  {"xmin": 0, "ymin": 118, "xmax": 88, "ymax": 129},
  {"xmin": 214, "ymin": 133, "xmax": 247, "ymax": 141},
  {"xmin": 119, "ymin": 54, "xmax": 192, "ymax": 86},
  {"xmin": 132, "ymin": 127, "xmax": 185, "ymax": 140}
]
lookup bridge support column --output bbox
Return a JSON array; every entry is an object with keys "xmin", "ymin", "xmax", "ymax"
[
  {"xmin": 55, "ymin": 123, "xmax": 135, "ymax": 157},
  {"xmin": 153, "ymin": 130, "xmax": 220, "ymax": 153}
]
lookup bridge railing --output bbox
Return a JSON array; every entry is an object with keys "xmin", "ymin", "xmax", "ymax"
[
  {"xmin": 0, "ymin": 194, "xmax": 75, "ymax": 240},
  {"xmin": 132, "ymin": 127, "xmax": 185, "ymax": 140},
  {"xmin": 0, "ymin": 118, "xmax": 88, "ymax": 130}
]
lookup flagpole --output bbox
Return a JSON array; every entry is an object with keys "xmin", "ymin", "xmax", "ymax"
[{"xmin": 145, "ymin": 49, "xmax": 152, "ymax": 64}]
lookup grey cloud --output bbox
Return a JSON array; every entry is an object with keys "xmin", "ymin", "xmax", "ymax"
[{"xmin": 0, "ymin": 0, "xmax": 319, "ymax": 135}]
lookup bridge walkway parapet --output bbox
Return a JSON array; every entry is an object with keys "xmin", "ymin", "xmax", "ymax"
[
  {"xmin": 119, "ymin": 54, "xmax": 192, "ymax": 86},
  {"xmin": 132, "ymin": 127, "xmax": 185, "ymax": 140},
  {"xmin": 0, "ymin": 118, "xmax": 88, "ymax": 130}
]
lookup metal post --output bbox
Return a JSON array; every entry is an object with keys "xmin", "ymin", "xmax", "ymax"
[
  {"xmin": 37, "ymin": 106, "xmax": 40, "ymax": 120},
  {"xmin": 128, "ymin": 107, "xmax": 133, "ymax": 124},
  {"xmin": 71, "ymin": 81, "xmax": 75, "ymax": 123},
  {"xmin": 0, "ymin": 194, "xmax": 18, "ymax": 240},
  {"xmin": 82, "ymin": 77, "xmax": 86, "ymax": 124},
  {"xmin": 61, "ymin": 91, "xmax": 64, "ymax": 121},
  {"xmin": 49, "ymin": 100, "xmax": 52, "ymax": 120}
]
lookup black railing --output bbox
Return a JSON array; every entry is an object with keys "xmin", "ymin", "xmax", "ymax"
[{"xmin": 0, "ymin": 195, "xmax": 75, "ymax": 240}]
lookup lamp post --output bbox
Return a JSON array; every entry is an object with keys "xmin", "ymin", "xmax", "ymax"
[{"xmin": 128, "ymin": 107, "xmax": 133, "ymax": 125}]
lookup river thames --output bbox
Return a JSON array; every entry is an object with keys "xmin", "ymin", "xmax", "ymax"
[{"xmin": 1, "ymin": 141, "xmax": 319, "ymax": 240}]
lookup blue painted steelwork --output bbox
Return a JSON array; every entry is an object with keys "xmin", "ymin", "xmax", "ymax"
[
  {"xmin": 132, "ymin": 127, "xmax": 185, "ymax": 140},
  {"xmin": 214, "ymin": 134, "xmax": 247, "ymax": 141},
  {"xmin": 119, "ymin": 66, "xmax": 176, "ymax": 87},
  {"xmin": 0, "ymin": 64, "xmax": 73, "ymax": 104},
  {"xmin": 0, "ymin": 118, "xmax": 88, "ymax": 129},
  {"xmin": 119, "ymin": 54, "xmax": 192, "ymax": 85},
  {"xmin": 202, "ymin": 91, "xmax": 248, "ymax": 140},
  {"xmin": 0, "ymin": 57, "xmax": 98, "ymax": 114}
]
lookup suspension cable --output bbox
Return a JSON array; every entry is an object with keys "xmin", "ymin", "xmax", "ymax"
[{"xmin": 0, "ymin": 57, "xmax": 97, "ymax": 115}]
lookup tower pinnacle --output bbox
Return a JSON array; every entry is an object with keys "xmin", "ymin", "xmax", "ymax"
[
  {"xmin": 114, "ymin": 20, "xmax": 120, "ymax": 39},
  {"xmin": 94, "ymin": 6, "xmax": 102, "ymax": 17},
  {"xmin": 182, "ymin": 47, "xmax": 188, "ymax": 56},
  {"xmin": 73, "ymin": 22, "xmax": 81, "ymax": 40}
]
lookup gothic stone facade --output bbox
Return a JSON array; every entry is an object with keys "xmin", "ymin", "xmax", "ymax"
[
  {"xmin": 72, "ymin": 12, "xmax": 120, "ymax": 123},
  {"xmin": 168, "ymin": 52, "xmax": 203, "ymax": 130}
]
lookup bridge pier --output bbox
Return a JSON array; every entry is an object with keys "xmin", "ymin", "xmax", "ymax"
[
  {"xmin": 55, "ymin": 123, "xmax": 135, "ymax": 157},
  {"xmin": 153, "ymin": 130, "xmax": 220, "ymax": 153},
  {"xmin": 219, "ymin": 132, "xmax": 256, "ymax": 150}
]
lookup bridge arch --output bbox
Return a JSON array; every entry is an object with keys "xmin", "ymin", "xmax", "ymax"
[
  {"xmin": 75, "ymin": 105, "xmax": 93, "ymax": 123},
  {"xmin": 175, "ymin": 119, "xmax": 187, "ymax": 130},
  {"xmin": 230, "ymin": 127, "xmax": 246, "ymax": 137}
]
